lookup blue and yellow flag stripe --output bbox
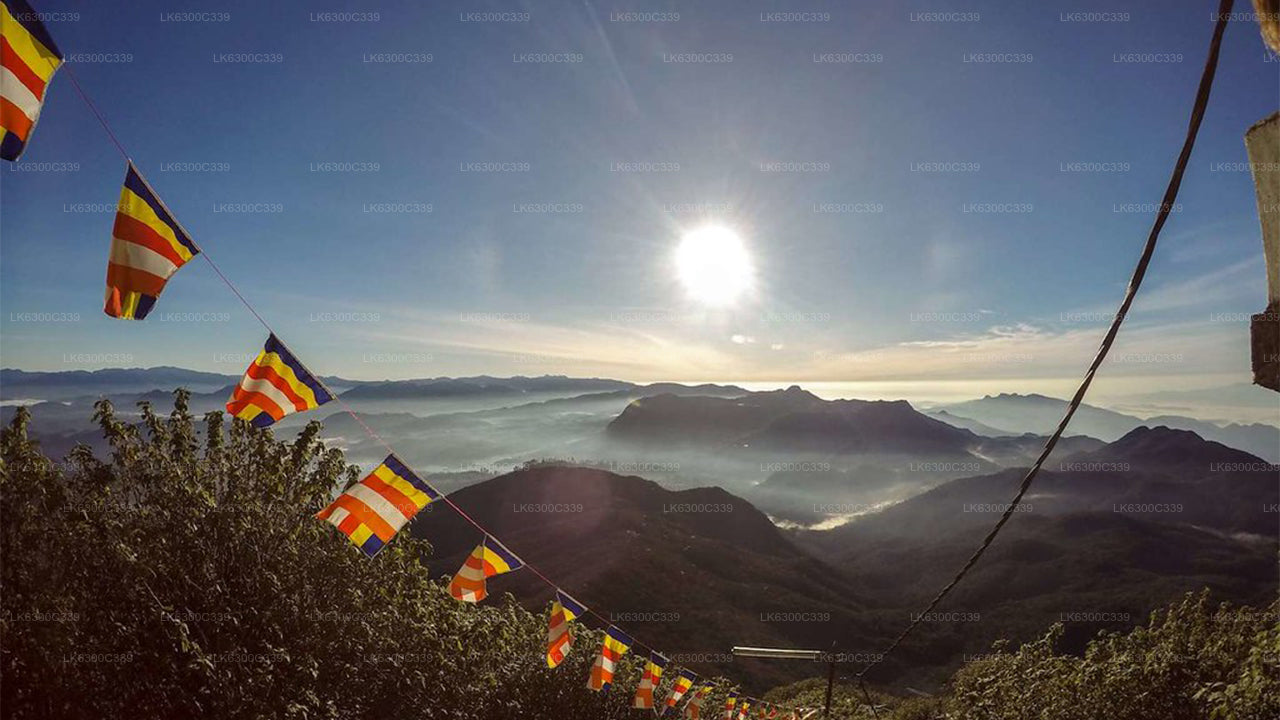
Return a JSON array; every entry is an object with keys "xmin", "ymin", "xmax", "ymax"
[
  {"xmin": 316, "ymin": 453, "xmax": 440, "ymax": 557},
  {"xmin": 105, "ymin": 163, "xmax": 199, "ymax": 319},
  {"xmin": 450, "ymin": 536, "xmax": 525, "ymax": 602},
  {"xmin": 226, "ymin": 334, "xmax": 333, "ymax": 427},
  {"xmin": 1, "ymin": 0, "xmax": 62, "ymax": 160}
]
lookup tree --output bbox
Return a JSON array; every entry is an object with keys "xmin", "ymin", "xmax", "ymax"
[{"xmin": 0, "ymin": 393, "xmax": 647, "ymax": 719}]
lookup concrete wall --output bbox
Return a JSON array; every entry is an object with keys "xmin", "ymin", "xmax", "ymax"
[{"xmin": 1247, "ymin": 112, "xmax": 1280, "ymax": 391}]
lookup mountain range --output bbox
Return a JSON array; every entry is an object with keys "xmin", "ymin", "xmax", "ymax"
[
  {"xmin": 930, "ymin": 392, "xmax": 1280, "ymax": 462},
  {"xmin": 404, "ymin": 425, "xmax": 1277, "ymax": 689},
  {"xmin": 2, "ymin": 368, "xmax": 1275, "ymax": 691},
  {"xmin": 795, "ymin": 426, "xmax": 1278, "ymax": 684},
  {"xmin": 607, "ymin": 387, "xmax": 1105, "ymax": 523}
]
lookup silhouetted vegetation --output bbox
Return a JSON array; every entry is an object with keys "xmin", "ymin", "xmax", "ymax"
[
  {"xmin": 767, "ymin": 592, "xmax": 1278, "ymax": 719},
  {"xmin": 0, "ymin": 393, "xmax": 659, "ymax": 718},
  {"xmin": 1, "ymin": 395, "xmax": 1275, "ymax": 718}
]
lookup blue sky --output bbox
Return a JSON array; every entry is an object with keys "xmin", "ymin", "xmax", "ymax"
[{"xmin": 1, "ymin": 0, "xmax": 1276, "ymax": 398}]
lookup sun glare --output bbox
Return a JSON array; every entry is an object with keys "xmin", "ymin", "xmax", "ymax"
[{"xmin": 675, "ymin": 226, "xmax": 753, "ymax": 306}]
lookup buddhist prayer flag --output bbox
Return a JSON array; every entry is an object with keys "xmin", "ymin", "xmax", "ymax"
[
  {"xmin": 104, "ymin": 163, "xmax": 199, "ymax": 319},
  {"xmin": 226, "ymin": 334, "xmax": 332, "ymax": 426},
  {"xmin": 663, "ymin": 669, "xmax": 697, "ymax": 714},
  {"xmin": 683, "ymin": 683, "xmax": 712, "ymax": 719},
  {"xmin": 449, "ymin": 536, "xmax": 524, "ymax": 603},
  {"xmin": 736, "ymin": 700, "xmax": 750, "ymax": 720},
  {"xmin": 723, "ymin": 691, "xmax": 738, "ymax": 720},
  {"xmin": 586, "ymin": 626, "xmax": 632, "ymax": 692},
  {"xmin": 631, "ymin": 651, "xmax": 667, "ymax": 709},
  {"xmin": 0, "ymin": 0, "xmax": 61, "ymax": 160},
  {"xmin": 546, "ymin": 590, "xmax": 586, "ymax": 668},
  {"xmin": 316, "ymin": 454, "xmax": 439, "ymax": 557}
]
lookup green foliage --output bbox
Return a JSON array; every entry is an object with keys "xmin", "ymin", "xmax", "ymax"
[
  {"xmin": 750, "ymin": 595, "xmax": 1278, "ymax": 720},
  {"xmin": 0, "ymin": 394, "xmax": 649, "ymax": 719},
  {"xmin": 946, "ymin": 591, "xmax": 1280, "ymax": 720},
  {"xmin": 2, "ymin": 396, "xmax": 1275, "ymax": 719}
]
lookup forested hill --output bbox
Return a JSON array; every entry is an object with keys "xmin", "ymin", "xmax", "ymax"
[{"xmin": 410, "ymin": 464, "xmax": 886, "ymax": 689}]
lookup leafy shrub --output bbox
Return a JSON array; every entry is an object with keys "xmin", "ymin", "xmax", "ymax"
[
  {"xmin": 947, "ymin": 592, "xmax": 1279, "ymax": 720},
  {"xmin": 0, "ymin": 394, "xmax": 651, "ymax": 719}
]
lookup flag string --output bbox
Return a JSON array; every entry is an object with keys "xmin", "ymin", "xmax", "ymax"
[
  {"xmin": 62, "ymin": 0, "xmax": 1240, "ymax": 704},
  {"xmin": 57, "ymin": 47, "xmax": 806, "ymax": 712}
]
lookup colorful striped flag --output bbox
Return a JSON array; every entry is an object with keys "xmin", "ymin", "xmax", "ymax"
[
  {"xmin": 683, "ymin": 683, "xmax": 712, "ymax": 719},
  {"xmin": 226, "ymin": 334, "xmax": 333, "ymax": 427},
  {"xmin": 104, "ymin": 162, "xmax": 199, "ymax": 319},
  {"xmin": 736, "ymin": 700, "xmax": 750, "ymax": 720},
  {"xmin": 316, "ymin": 453, "xmax": 439, "ymax": 557},
  {"xmin": 586, "ymin": 626, "xmax": 632, "ymax": 692},
  {"xmin": 546, "ymin": 590, "xmax": 586, "ymax": 668},
  {"xmin": 663, "ymin": 669, "xmax": 697, "ymax": 715},
  {"xmin": 449, "ymin": 536, "xmax": 523, "ymax": 603},
  {"xmin": 1, "ymin": 0, "xmax": 61, "ymax": 161},
  {"xmin": 631, "ymin": 651, "xmax": 667, "ymax": 709},
  {"xmin": 723, "ymin": 691, "xmax": 738, "ymax": 720}
]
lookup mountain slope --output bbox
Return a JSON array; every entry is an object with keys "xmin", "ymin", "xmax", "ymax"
[
  {"xmin": 938, "ymin": 393, "xmax": 1141, "ymax": 441},
  {"xmin": 807, "ymin": 427, "xmax": 1277, "ymax": 545},
  {"xmin": 409, "ymin": 465, "xmax": 889, "ymax": 687},
  {"xmin": 792, "ymin": 427, "xmax": 1278, "ymax": 684}
]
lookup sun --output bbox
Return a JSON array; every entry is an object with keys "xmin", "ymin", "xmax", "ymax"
[{"xmin": 675, "ymin": 226, "xmax": 753, "ymax": 306}]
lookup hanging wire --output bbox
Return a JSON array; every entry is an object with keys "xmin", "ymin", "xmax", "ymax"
[
  {"xmin": 854, "ymin": 0, "xmax": 1236, "ymax": 681},
  {"xmin": 59, "ymin": 48, "xmax": 748, "ymax": 689}
]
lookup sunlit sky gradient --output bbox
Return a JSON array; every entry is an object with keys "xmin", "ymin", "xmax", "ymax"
[{"xmin": 1, "ymin": 0, "xmax": 1277, "ymax": 402}]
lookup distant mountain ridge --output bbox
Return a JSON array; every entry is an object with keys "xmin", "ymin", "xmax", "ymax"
[
  {"xmin": 603, "ymin": 386, "xmax": 1108, "ymax": 524},
  {"xmin": 608, "ymin": 386, "xmax": 975, "ymax": 454},
  {"xmin": 932, "ymin": 392, "xmax": 1280, "ymax": 462},
  {"xmin": 340, "ymin": 375, "xmax": 635, "ymax": 400},
  {"xmin": 0, "ymin": 366, "xmax": 359, "ymax": 402}
]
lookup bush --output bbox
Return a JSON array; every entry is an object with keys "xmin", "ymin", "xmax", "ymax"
[
  {"xmin": 947, "ymin": 592, "xmax": 1279, "ymax": 719},
  {"xmin": 0, "ymin": 394, "xmax": 653, "ymax": 719}
]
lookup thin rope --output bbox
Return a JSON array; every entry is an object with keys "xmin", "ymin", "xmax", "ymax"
[
  {"xmin": 859, "ymin": 678, "xmax": 878, "ymax": 719},
  {"xmin": 61, "ymin": 64, "xmax": 131, "ymax": 162},
  {"xmin": 854, "ymin": 0, "xmax": 1235, "ymax": 680},
  {"xmin": 60, "ymin": 52, "xmax": 679, "ymax": 667}
]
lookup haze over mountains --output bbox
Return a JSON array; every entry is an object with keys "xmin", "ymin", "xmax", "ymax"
[
  {"xmin": 3, "ymin": 368, "xmax": 1274, "ymax": 517},
  {"xmin": 408, "ymin": 465, "xmax": 888, "ymax": 689},
  {"xmin": 2, "ymin": 368, "xmax": 1275, "ymax": 688},
  {"xmin": 929, "ymin": 392, "xmax": 1280, "ymax": 462},
  {"xmin": 406, "ymin": 427, "xmax": 1276, "ymax": 688},
  {"xmin": 794, "ymin": 425, "xmax": 1277, "ymax": 683}
]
